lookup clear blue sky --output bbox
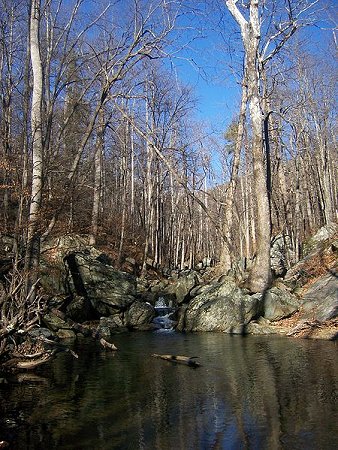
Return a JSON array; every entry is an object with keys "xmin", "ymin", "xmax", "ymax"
[{"xmin": 170, "ymin": 0, "xmax": 337, "ymax": 135}]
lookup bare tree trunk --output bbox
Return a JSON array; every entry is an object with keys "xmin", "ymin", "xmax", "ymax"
[
  {"xmin": 90, "ymin": 108, "xmax": 105, "ymax": 245},
  {"xmin": 141, "ymin": 92, "xmax": 154, "ymax": 276},
  {"xmin": 220, "ymin": 85, "xmax": 247, "ymax": 271},
  {"xmin": 25, "ymin": 0, "xmax": 44, "ymax": 292},
  {"xmin": 226, "ymin": 0, "xmax": 271, "ymax": 292},
  {"xmin": 117, "ymin": 119, "xmax": 129, "ymax": 266},
  {"xmin": 13, "ymin": 38, "xmax": 31, "ymax": 264}
]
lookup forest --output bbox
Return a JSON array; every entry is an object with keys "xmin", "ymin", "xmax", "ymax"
[{"xmin": 0, "ymin": 0, "xmax": 337, "ymax": 344}]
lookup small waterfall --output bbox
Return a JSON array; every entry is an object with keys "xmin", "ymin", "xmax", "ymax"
[{"xmin": 153, "ymin": 297, "xmax": 176, "ymax": 331}]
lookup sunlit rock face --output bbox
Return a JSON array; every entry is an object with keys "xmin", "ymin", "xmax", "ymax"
[
  {"xmin": 262, "ymin": 286, "xmax": 299, "ymax": 321},
  {"xmin": 182, "ymin": 277, "xmax": 262, "ymax": 333},
  {"xmin": 300, "ymin": 272, "xmax": 338, "ymax": 322},
  {"xmin": 125, "ymin": 301, "xmax": 155, "ymax": 328},
  {"xmin": 65, "ymin": 252, "xmax": 136, "ymax": 316}
]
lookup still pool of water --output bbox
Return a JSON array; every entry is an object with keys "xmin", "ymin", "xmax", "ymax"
[{"xmin": 0, "ymin": 332, "xmax": 337, "ymax": 449}]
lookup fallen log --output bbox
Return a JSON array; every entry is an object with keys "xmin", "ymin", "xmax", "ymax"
[
  {"xmin": 100, "ymin": 338, "xmax": 117, "ymax": 351},
  {"xmin": 152, "ymin": 353, "xmax": 201, "ymax": 367}
]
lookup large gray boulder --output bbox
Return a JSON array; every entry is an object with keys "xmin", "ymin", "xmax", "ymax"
[
  {"xmin": 125, "ymin": 301, "xmax": 155, "ymax": 328},
  {"xmin": 182, "ymin": 277, "xmax": 261, "ymax": 333},
  {"xmin": 284, "ymin": 224, "xmax": 337, "ymax": 291},
  {"xmin": 263, "ymin": 285, "xmax": 299, "ymax": 321},
  {"xmin": 65, "ymin": 252, "xmax": 136, "ymax": 316},
  {"xmin": 174, "ymin": 271, "xmax": 200, "ymax": 304},
  {"xmin": 40, "ymin": 234, "xmax": 102, "ymax": 295},
  {"xmin": 300, "ymin": 272, "xmax": 338, "ymax": 322}
]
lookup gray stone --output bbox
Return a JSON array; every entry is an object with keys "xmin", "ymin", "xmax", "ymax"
[
  {"xmin": 174, "ymin": 271, "xmax": 200, "ymax": 304},
  {"xmin": 28, "ymin": 327, "xmax": 57, "ymax": 340},
  {"xmin": 40, "ymin": 234, "xmax": 106, "ymax": 297},
  {"xmin": 183, "ymin": 277, "xmax": 261, "ymax": 333},
  {"xmin": 246, "ymin": 317, "xmax": 290, "ymax": 335},
  {"xmin": 39, "ymin": 262, "xmax": 68, "ymax": 295},
  {"xmin": 65, "ymin": 252, "xmax": 136, "ymax": 315},
  {"xmin": 303, "ymin": 222, "xmax": 338, "ymax": 255},
  {"xmin": 263, "ymin": 286, "xmax": 299, "ymax": 321},
  {"xmin": 42, "ymin": 234, "xmax": 97, "ymax": 262},
  {"xmin": 300, "ymin": 272, "xmax": 338, "ymax": 322},
  {"xmin": 97, "ymin": 315, "xmax": 125, "ymax": 337},
  {"xmin": 42, "ymin": 313, "xmax": 72, "ymax": 331},
  {"xmin": 57, "ymin": 329, "xmax": 76, "ymax": 339},
  {"xmin": 176, "ymin": 304, "xmax": 188, "ymax": 331},
  {"xmin": 125, "ymin": 301, "xmax": 155, "ymax": 328},
  {"xmin": 66, "ymin": 295, "xmax": 92, "ymax": 322},
  {"xmin": 270, "ymin": 234, "xmax": 294, "ymax": 277}
]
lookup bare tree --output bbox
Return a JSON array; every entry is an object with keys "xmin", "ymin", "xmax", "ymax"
[
  {"xmin": 25, "ymin": 0, "xmax": 44, "ymax": 293},
  {"xmin": 225, "ymin": 0, "xmax": 319, "ymax": 291}
]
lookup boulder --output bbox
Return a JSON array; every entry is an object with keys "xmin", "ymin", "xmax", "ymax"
[
  {"xmin": 176, "ymin": 304, "xmax": 188, "ymax": 331},
  {"xmin": 42, "ymin": 234, "xmax": 97, "ymax": 262},
  {"xmin": 183, "ymin": 277, "xmax": 261, "ymax": 333},
  {"xmin": 65, "ymin": 252, "xmax": 136, "ymax": 316},
  {"xmin": 97, "ymin": 315, "xmax": 125, "ymax": 337},
  {"xmin": 300, "ymin": 272, "xmax": 338, "ymax": 322},
  {"xmin": 40, "ymin": 234, "xmax": 102, "ymax": 295},
  {"xmin": 284, "ymin": 224, "xmax": 338, "ymax": 290},
  {"xmin": 174, "ymin": 271, "xmax": 200, "ymax": 304},
  {"xmin": 263, "ymin": 285, "xmax": 299, "ymax": 321},
  {"xmin": 42, "ymin": 312, "xmax": 72, "ymax": 332},
  {"xmin": 125, "ymin": 301, "xmax": 155, "ymax": 328},
  {"xmin": 56, "ymin": 329, "xmax": 76, "ymax": 339},
  {"xmin": 28, "ymin": 327, "xmax": 57, "ymax": 340},
  {"xmin": 246, "ymin": 317, "xmax": 290, "ymax": 335},
  {"xmin": 303, "ymin": 222, "xmax": 338, "ymax": 256},
  {"xmin": 66, "ymin": 295, "xmax": 93, "ymax": 322},
  {"xmin": 270, "ymin": 234, "xmax": 294, "ymax": 277}
]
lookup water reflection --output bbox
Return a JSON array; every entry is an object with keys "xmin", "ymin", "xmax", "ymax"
[{"xmin": 0, "ymin": 333, "xmax": 337, "ymax": 449}]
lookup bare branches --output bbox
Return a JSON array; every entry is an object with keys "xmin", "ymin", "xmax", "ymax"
[
  {"xmin": 226, "ymin": 0, "xmax": 248, "ymax": 32},
  {"xmin": 261, "ymin": 1, "xmax": 320, "ymax": 64}
]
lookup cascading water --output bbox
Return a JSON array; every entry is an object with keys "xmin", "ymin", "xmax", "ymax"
[{"xmin": 153, "ymin": 297, "xmax": 176, "ymax": 331}]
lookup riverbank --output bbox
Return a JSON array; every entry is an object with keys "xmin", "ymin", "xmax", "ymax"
[{"xmin": 0, "ymin": 224, "xmax": 337, "ymax": 373}]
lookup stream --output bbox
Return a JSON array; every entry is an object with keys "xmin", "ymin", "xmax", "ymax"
[{"xmin": 0, "ymin": 332, "xmax": 337, "ymax": 449}]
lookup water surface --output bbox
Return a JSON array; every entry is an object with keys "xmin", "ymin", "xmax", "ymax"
[{"xmin": 0, "ymin": 332, "xmax": 337, "ymax": 449}]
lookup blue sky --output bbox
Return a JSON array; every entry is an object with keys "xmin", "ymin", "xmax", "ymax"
[{"xmin": 169, "ymin": 0, "xmax": 337, "ymax": 136}]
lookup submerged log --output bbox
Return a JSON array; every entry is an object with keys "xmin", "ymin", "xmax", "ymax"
[
  {"xmin": 99, "ymin": 338, "xmax": 117, "ymax": 351},
  {"xmin": 152, "ymin": 353, "xmax": 201, "ymax": 367}
]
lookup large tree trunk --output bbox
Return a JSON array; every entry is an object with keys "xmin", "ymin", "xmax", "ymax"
[
  {"xmin": 226, "ymin": 0, "xmax": 271, "ymax": 292},
  {"xmin": 25, "ymin": 0, "xmax": 44, "ymax": 292},
  {"xmin": 90, "ymin": 108, "xmax": 105, "ymax": 245}
]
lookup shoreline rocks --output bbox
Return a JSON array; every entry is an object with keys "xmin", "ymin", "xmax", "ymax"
[{"xmin": 34, "ymin": 225, "xmax": 338, "ymax": 341}]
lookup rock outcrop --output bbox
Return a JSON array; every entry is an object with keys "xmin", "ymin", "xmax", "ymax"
[
  {"xmin": 65, "ymin": 251, "xmax": 136, "ymax": 317},
  {"xmin": 125, "ymin": 301, "xmax": 155, "ymax": 328},
  {"xmin": 35, "ymin": 225, "xmax": 337, "ymax": 340},
  {"xmin": 262, "ymin": 285, "xmax": 299, "ymax": 321},
  {"xmin": 179, "ymin": 277, "xmax": 261, "ymax": 334},
  {"xmin": 300, "ymin": 272, "xmax": 337, "ymax": 322}
]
